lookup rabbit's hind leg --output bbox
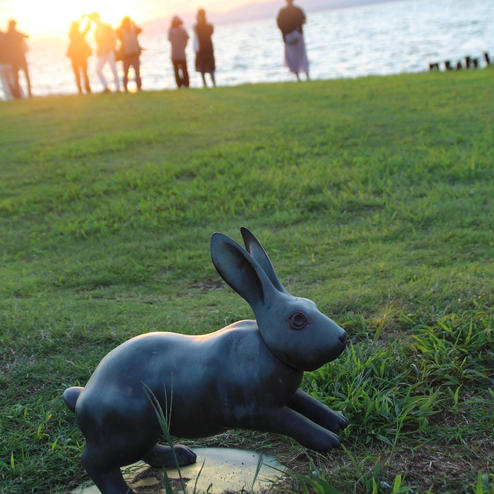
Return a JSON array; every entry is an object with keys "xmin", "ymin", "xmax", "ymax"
[
  {"xmin": 143, "ymin": 443, "xmax": 197, "ymax": 468},
  {"xmin": 82, "ymin": 445, "xmax": 136, "ymax": 494}
]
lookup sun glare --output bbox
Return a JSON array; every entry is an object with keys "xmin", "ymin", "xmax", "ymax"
[
  {"xmin": 2, "ymin": 0, "xmax": 162, "ymax": 39},
  {"xmin": 1, "ymin": 0, "xmax": 273, "ymax": 39}
]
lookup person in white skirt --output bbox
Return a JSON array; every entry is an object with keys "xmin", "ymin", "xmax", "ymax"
[{"xmin": 276, "ymin": 0, "xmax": 310, "ymax": 81}]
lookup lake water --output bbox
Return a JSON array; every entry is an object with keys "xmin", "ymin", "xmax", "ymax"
[{"xmin": 4, "ymin": 0, "xmax": 494, "ymax": 98}]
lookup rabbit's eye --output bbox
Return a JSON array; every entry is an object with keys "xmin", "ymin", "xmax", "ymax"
[{"xmin": 288, "ymin": 311, "xmax": 309, "ymax": 330}]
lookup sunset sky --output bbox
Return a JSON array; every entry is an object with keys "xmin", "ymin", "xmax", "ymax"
[{"xmin": 0, "ymin": 0, "xmax": 272, "ymax": 39}]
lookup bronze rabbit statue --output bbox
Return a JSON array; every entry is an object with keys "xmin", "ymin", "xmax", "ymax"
[{"xmin": 63, "ymin": 227, "xmax": 348, "ymax": 494}]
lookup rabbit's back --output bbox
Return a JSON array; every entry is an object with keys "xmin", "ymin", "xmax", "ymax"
[{"xmin": 75, "ymin": 322, "xmax": 302, "ymax": 438}]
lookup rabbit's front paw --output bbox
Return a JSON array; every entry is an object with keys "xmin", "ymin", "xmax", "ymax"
[
  {"xmin": 316, "ymin": 430, "xmax": 341, "ymax": 452},
  {"xmin": 301, "ymin": 427, "xmax": 341, "ymax": 453},
  {"xmin": 330, "ymin": 412, "xmax": 349, "ymax": 432}
]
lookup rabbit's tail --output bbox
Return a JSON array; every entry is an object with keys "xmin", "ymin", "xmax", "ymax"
[{"xmin": 63, "ymin": 386, "xmax": 84, "ymax": 412}]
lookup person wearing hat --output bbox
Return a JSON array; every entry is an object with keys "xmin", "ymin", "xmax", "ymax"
[{"xmin": 168, "ymin": 15, "xmax": 189, "ymax": 88}]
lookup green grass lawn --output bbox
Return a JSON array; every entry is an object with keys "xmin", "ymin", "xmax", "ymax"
[{"xmin": 0, "ymin": 68, "xmax": 492, "ymax": 494}]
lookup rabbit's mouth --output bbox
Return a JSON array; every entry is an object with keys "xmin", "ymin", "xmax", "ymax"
[
  {"xmin": 287, "ymin": 338, "xmax": 347, "ymax": 372},
  {"xmin": 330, "ymin": 338, "xmax": 347, "ymax": 360},
  {"xmin": 331, "ymin": 332, "xmax": 348, "ymax": 358},
  {"xmin": 315, "ymin": 334, "xmax": 348, "ymax": 369},
  {"xmin": 337, "ymin": 331, "xmax": 348, "ymax": 348}
]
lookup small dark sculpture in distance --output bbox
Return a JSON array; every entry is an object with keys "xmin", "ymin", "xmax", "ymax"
[
  {"xmin": 428, "ymin": 62, "xmax": 439, "ymax": 71},
  {"xmin": 444, "ymin": 60, "xmax": 453, "ymax": 71},
  {"xmin": 484, "ymin": 52, "xmax": 491, "ymax": 65},
  {"xmin": 63, "ymin": 227, "xmax": 348, "ymax": 494}
]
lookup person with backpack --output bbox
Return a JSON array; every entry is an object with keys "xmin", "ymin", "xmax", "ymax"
[
  {"xmin": 168, "ymin": 16, "xmax": 189, "ymax": 89},
  {"xmin": 276, "ymin": 0, "xmax": 310, "ymax": 81},
  {"xmin": 90, "ymin": 12, "xmax": 120, "ymax": 93},
  {"xmin": 116, "ymin": 16, "xmax": 142, "ymax": 92}
]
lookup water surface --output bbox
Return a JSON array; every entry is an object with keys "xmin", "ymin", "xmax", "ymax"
[{"xmin": 4, "ymin": 0, "xmax": 494, "ymax": 98}]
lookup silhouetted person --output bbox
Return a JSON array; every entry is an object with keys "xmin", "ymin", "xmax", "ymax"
[
  {"xmin": 117, "ymin": 16, "xmax": 142, "ymax": 92},
  {"xmin": 168, "ymin": 16, "xmax": 189, "ymax": 89},
  {"xmin": 0, "ymin": 30, "xmax": 16, "ymax": 100},
  {"xmin": 6, "ymin": 20, "xmax": 32, "ymax": 98},
  {"xmin": 484, "ymin": 52, "xmax": 491, "ymax": 65},
  {"xmin": 194, "ymin": 9, "xmax": 216, "ymax": 87},
  {"xmin": 277, "ymin": 0, "xmax": 309, "ymax": 81},
  {"xmin": 90, "ymin": 12, "xmax": 120, "ymax": 93},
  {"xmin": 67, "ymin": 18, "xmax": 92, "ymax": 95}
]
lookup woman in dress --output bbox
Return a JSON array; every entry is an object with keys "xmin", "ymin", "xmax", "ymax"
[
  {"xmin": 193, "ymin": 9, "xmax": 216, "ymax": 87},
  {"xmin": 67, "ymin": 18, "xmax": 92, "ymax": 94},
  {"xmin": 276, "ymin": 0, "xmax": 310, "ymax": 81}
]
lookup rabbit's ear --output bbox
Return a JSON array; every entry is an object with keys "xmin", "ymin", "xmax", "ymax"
[
  {"xmin": 211, "ymin": 233, "xmax": 274, "ymax": 309},
  {"xmin": 240, "ymin": 227, "xmax": 287, "ymax": 293}
]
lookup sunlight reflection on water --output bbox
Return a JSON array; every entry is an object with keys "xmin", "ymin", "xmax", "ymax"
[{"xmin": 5, "ymin": 0, "xmax": 494, "ymax": 98}]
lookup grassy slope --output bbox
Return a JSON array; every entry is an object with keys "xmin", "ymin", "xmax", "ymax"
[{"xmin": 0, "ymin": 68, "xmax": 492, "ymax": 494}]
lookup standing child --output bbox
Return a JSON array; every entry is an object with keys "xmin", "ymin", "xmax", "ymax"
[{"xmin": 168, "ymin": 16, "xmax": 189, "ymax": 89}]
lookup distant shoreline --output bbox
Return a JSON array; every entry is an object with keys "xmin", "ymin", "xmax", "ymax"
[
  {"xmin": 29, "ymin": 0, "xmax": 401, "ymax": 43},
  {"xmin": 3, "ymin": 66, "xmax": 493, "ymax": 103}
]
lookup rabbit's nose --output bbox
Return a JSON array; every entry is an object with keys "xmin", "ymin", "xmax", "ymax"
[{"xmin": 338, "ymin": 332, "xmax": 347, "ymax": 345}]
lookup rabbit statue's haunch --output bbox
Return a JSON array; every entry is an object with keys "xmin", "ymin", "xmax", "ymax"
[{"xmin": 63, "ymin": 227, "xmax": 348, "ymax": 494}]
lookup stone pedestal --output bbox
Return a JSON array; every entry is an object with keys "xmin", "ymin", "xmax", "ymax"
[{"xmin": 71, "ymin": 447, "xmax": 285, "ymax": 494}]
